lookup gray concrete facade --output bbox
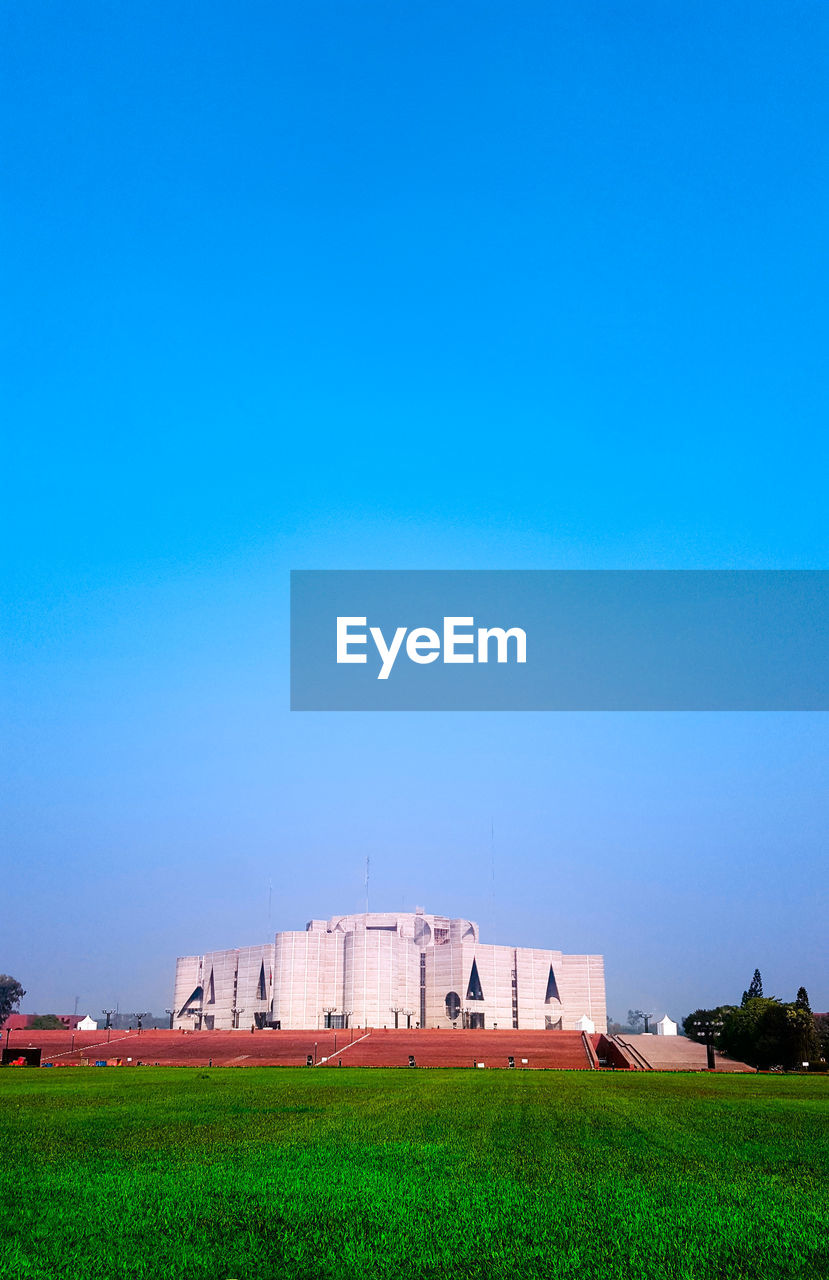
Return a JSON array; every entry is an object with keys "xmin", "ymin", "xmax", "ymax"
[{"xmin": 173, "ymin": 910, "xmax": 606, "ymax": 1032}]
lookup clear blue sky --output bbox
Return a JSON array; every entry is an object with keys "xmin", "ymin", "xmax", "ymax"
[{"xmin": 2, "ymin": 3, "xmax": 826, "ymax": 1021}]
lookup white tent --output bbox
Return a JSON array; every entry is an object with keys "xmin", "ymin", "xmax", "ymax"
[
  {"xmin": 575, "ymin": 1014, "xmax": 595, "ymax": 1033},
  {"xmin": 76, "ymin": 1015, "xmax": 98, "ymax": 1031},
  {"xmin": 655, "ymin": 1015, "xmax": 677, "ymax": 1036}
]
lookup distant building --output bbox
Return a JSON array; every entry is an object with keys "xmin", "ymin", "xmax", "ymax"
[
  {"xmin": 0, "ymin": 1013, "xmax": 86, "ymax": 1031},
  {"xmin": 0, "ymin": 1015, "xmax": 29, "ymax": 1032},
  {"xmin": 173, "ymin": 910, "xmax": 607, "ymax": 1033}
]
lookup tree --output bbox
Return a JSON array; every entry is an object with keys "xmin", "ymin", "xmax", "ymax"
[
  {"xmin": 721, "ymin": 999, "xmax": 781, "ymax": 1067},
  {"xmin": 814, "ymin": 1013, "xmax": 829, "ymax": 1062},
  {"xmin": 627, "ymin": 1009, "xmax": 645, "ymax": 1030},
  {"xmin": 741, "ymin": 969, "xmax": 763, "ymax": 1006},
  {"xmin": 786, "ymin": 1003, "xmax": 818, "ymax": 1066},
  {"xmin": 28, "ymin": 1015, "xmax": 64, "ymax": 1030},
  {"xmin": 720, "ymin": 997, "xmax": 817, "ymax": 1070},
  {"xmin": 0, "ymin": 974, "xmax": 26, "ymax": 1027},
  {"xmin": 795, "ymin": 987, "xmax": 811, "ymax": 1010}
]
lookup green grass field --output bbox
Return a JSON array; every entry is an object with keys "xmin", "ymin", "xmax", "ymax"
[{"xmin": 2, "ymin": 1068, "xmax": 827, "ymax": 1280}]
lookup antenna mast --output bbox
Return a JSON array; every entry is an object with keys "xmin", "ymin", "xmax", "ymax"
[{"xmin": 490, "ymin": 819, "xmax": 496, "ymax": 942}]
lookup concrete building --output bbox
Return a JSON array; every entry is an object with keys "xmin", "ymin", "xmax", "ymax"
[{"xmin": 173, "ymin": 910, "xmax": 606, "ymax": 1033}]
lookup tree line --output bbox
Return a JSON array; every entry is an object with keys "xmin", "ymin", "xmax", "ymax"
[{"xmin": 683, "ymin": 970, "xmax": 827, "ymax": 1070}]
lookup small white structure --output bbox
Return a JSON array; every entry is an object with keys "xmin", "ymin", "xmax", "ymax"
[
  {"xmin": 77, "ymin": 1015, "xmax": 98, "ymax": 1031},
  {"xmin": 575, "ymin": 1014, "xmax": 595, "ymax": 1034},
  {"xmin": 656, "ymin": 1015, "xmax": 677, "ymax": 1036}
]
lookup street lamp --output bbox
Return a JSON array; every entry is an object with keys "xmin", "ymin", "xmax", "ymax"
[
  {"xmin": 322, "ymin": 1005, "xmax": 337, "ymax": 1030},
  {"xmin": 165, "ymin": 1008, "xmax": 175, "ymax": 1030},
  {"xmin": 696, "ymin": 1018, "xmax": 724, "ymax": 1071},
  {"xmin": 403, "ymin": 1010, "xmax": 413, "ymax": 1029},
  {"xmin": 390, "ymin": 1006, "xmax": 403, "ymax": 1029},
  {"xmin": 133, "ymin": 1012, "xmax": 150, "ymax": 1035}
]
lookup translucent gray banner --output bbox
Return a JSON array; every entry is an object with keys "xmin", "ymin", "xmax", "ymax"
[{"xmin": 290, "ymin": 571, "xmax": 828, "ymax": 710}]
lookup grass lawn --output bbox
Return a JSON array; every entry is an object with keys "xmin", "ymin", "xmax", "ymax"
[{"xmin": 1, "ymin": 1068, "xmax": 827, "ymax": 1279}]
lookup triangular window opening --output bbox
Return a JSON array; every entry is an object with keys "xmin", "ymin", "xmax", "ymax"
[
  {"xmin": 177, "ymin": 984, "xmax": 203, "ymax": 1018},
  {"xmin": 466, "ymin": 958, "xmax": 484, "ymax": 1002},
  {"xmin": 257, "ymin": 961, "xmax": 267, "ymax": 1000},
  {"xmin": 207, "ymin": 970, "xmax": 215, "ymax": 1004},
  {"xmin": 545, "ymin": 964, "xmax": 560, "ymax": 1003}
]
